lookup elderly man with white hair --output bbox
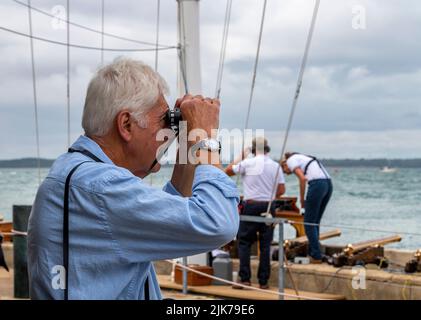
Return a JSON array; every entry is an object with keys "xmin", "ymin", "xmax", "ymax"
[{"xmin": 27, "ymin": 58, "xmax": 239, "ymax": 300}]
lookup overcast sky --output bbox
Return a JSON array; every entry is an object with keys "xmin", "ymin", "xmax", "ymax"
[{"xmin": 0, "ymin": 0, "xmax": 420, "ymax": 159}]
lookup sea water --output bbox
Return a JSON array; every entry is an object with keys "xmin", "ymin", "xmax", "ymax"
[{"xmin": 0, "ymin": 166, "xmax": 420, "ymax": 249}]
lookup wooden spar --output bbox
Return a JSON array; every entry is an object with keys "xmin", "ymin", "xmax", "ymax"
[{"xmin": 343, "ymin": 235, "xmax": 402, "ymax": 256}]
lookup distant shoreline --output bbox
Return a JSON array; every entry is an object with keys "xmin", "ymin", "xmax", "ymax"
[{"xmin": 1, "ymin": 158, "xmax": 421, "ymax": 168}]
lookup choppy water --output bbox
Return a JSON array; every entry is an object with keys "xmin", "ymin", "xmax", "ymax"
[{"xmin": 1, "ymin": 166, "xmax": 420, "ymax": 250}]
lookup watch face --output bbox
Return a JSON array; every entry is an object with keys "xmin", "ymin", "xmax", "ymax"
[{"xmin": 207, "ymin": 140, "xmax": 219, "ymax": 150}]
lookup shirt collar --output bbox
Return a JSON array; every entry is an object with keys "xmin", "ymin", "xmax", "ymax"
[
  {"xmin": 255, "ymin": 153, "xmax": 268, "ymax": 158},
  {"xmin": 69, "ymin": 135, "xmax": 114, "ymax": 165}
]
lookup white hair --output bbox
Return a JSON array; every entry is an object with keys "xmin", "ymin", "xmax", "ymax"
[{"xmin": 82, "ymin": 57, "xmax": 169, "ymax": 136}]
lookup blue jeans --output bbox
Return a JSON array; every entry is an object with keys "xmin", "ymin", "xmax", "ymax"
[
  {"xmin": 238, "ymin": 202, "xmax": 274, "ymax": 285},
  {"xmin": 305, "ymin": 179, "xmax": 333, "ymax": 260}
]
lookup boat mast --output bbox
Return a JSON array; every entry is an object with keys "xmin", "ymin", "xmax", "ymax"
[
  {"xmin": 177, "ymin": 0, "xmax": 208, "ymax": 266},
  {"xmin": 177, "ymin": 0, "xmax": 202, "ymax": 96}
]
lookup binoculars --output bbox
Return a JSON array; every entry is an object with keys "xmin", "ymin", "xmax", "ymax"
[
  {"xmin": 165, "ymin": 107, "xmax": 183, "ymax": 134},
  {"xmin": 147, "ymin": 107, "xmax": 182, "ymax": 171}
]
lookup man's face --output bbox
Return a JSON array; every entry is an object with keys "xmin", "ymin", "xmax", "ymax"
[
  {"xmin": 127, "ymin": 95, "xmax": 170, "ymax": 178},
  {"xmin": 281, "ymin": 162, "xmax": 291, "ymax": 175}
]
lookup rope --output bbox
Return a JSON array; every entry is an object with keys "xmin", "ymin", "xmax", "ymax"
[
  {"xmin": 321, "ymin": 267, "xmax": 346, "ymax": 292},
  {"xmin": 0, "ymin": 26, "xmax": 178, "ymax": 52},
  {"xmin": 11, "ymin": 0, "xmax": 174, "ymax": 48},
  {"xmin": 266, "ymin": 0, "xmax": 321, "ymax": 215},
  {"xmin": 0, "ymin": 230, "xmax": 28, "ymax": 237},
  {"xmin": 282, "ymin": 259, "xmax": 421, "ymax": 294},
  {"xmin": 66, "ymin": 0, "xmax": 71, "ymax": 149},
  {"xmin": 214, "ymin": 0, "xmax": 233, "ymax": 99},
  {"xmin": 284, "ymin": 255, "xmax": 301, "ymax": 298},
  {"xmin": 27, "ymin": 0, "xmax": 41, "ymax": 185},
  {"xmin": 164, "ymin": 259, "xmax": 328, "ymax": 300},
  {"xmin": 11, "ymin": 229, "xmax": 28, "ymax": 236}
]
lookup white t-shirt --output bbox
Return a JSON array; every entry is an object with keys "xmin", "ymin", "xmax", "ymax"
[
  {"xmin": 232, "ymin": 154, "xmax": 285, "ymax": 201},
  {"xmin": 286, "ymin": 154, "xmax": 330, "ymax": 181}
]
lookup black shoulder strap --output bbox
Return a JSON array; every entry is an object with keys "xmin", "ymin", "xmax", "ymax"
[
  {"xmin": 63, "ymin": 149, "xmax": 151, "ymax": 300},
  {"xmin": 64, "ymin": 148, "xmax": 102, "ymax": 300},
  {"xmin": 145, "ymin": 277, "xmax": 150, "ymax": 300},
  {"xmin": 303, "ymin": 155, "xmax": 317, "ymax": 175},
  {"xmin": 63, "ymin": 160, "xmax": 90, "ymax": 300},
  {"xmin": 303, "ymin": 154, "xmax": 329, "ymax": 178},
  {"xmin": 68, "ymin": 148, "xmax": 104, "ymax": 163}
]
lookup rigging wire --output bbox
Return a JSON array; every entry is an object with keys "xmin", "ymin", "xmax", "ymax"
[
  {"xmin": 101, "ymin": 0, "xmax": 105, "ymax": 65},
  {"xmin": 11, "ymin": 0, "xmax": 174, "ymax": 48},
  {"xmin": 236, "ymin": 0, "xmax": 268, "ymax": 184},
  {"xmin": 27, "ymin": 0, "xmax": 41, "ymax": 185},
  {"xmin": 287, "ymin": 219, "xmax": 421, "ymax": 238},
  {"xmin": 66, "ymin": 0, "xmax": 70, "ymax": 149},
  {"xmin": 243, "ymin": 0, "xmax": 267, "ymax": 133},
  {"xmin": 154, "ymin": 0, "xmax": 161, "ymax": 72},
  {"xmin": 214, "ymin": 0, "xmax": 233, "ymax": 99},
  {"xmin": 0, "ymin": 26, "xmax": 178, "ymax": 52},
  {"xmin": 265, "ymin": 0, "xmax": 321, "ymax": 215},
  {"xmin": 165, "ymin": 260, "xmax": 327, "ymax": 300},
  {"xmin": 150, "ymin": 0, "xmax": 161, "ymax": 187},
  {"xmin": 177, "ymin": 0, "xmax": 189, "ymax": 95}
]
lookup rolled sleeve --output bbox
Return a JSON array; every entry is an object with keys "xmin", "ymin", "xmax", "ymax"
[
  {"xmin": 231, "ymin": 160, "xmax": 247, "ymax": 175},
  {"xmin": 287, "ymin": 157, "xmax": 299, "ymax": 172}
]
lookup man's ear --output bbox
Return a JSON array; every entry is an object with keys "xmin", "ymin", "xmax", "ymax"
[{"xmin": 116, "ymin": 110, "xmax": 133, "ymax": 142}]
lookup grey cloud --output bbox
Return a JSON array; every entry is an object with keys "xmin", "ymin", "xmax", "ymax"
[{"xmin": 1, "ymin": 0, "xmax": 421, "ymax": 159}]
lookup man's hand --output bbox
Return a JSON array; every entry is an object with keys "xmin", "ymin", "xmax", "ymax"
[
  {"xmin": 171, "ymin": 94, "xmax": 222, "ymax": 196},
  {"xmin": 224, "ymin": 147, "xmax": 251, "ymax": 177},
  {"xmin": 176, "ymin": 94, "xmax": 220, "ymax": 141}
]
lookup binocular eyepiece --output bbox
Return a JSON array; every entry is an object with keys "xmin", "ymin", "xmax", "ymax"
[{"xmin": 165, "ymin": 107, "xmax": 183, "ymax": 134}]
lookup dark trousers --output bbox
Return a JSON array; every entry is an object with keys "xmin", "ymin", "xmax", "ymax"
[
  {"xmin": 304, "ymin": 179, "xmax": 333, "ymax": 260},
  {"xmin": 238, "ymin": 202, "xmax": 274, "ymax": 285}
]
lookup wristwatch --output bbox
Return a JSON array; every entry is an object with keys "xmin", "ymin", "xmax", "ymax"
[{"xmin": 190, "ymin": 138, "xmax": 221, "ymax": 158}]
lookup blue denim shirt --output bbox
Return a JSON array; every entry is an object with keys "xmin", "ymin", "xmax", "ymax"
[{"xmin": 28, "ymin": 135, "xmax": 240, "ymax": 300}]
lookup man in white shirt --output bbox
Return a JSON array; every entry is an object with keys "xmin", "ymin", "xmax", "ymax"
[
  {"xmin": 225, "ymin": 137, "xmax": 285, "ymax": 289},
  {"xmin": 281, "ymin": 152, "xmax": 332, "ymax": 264}
]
